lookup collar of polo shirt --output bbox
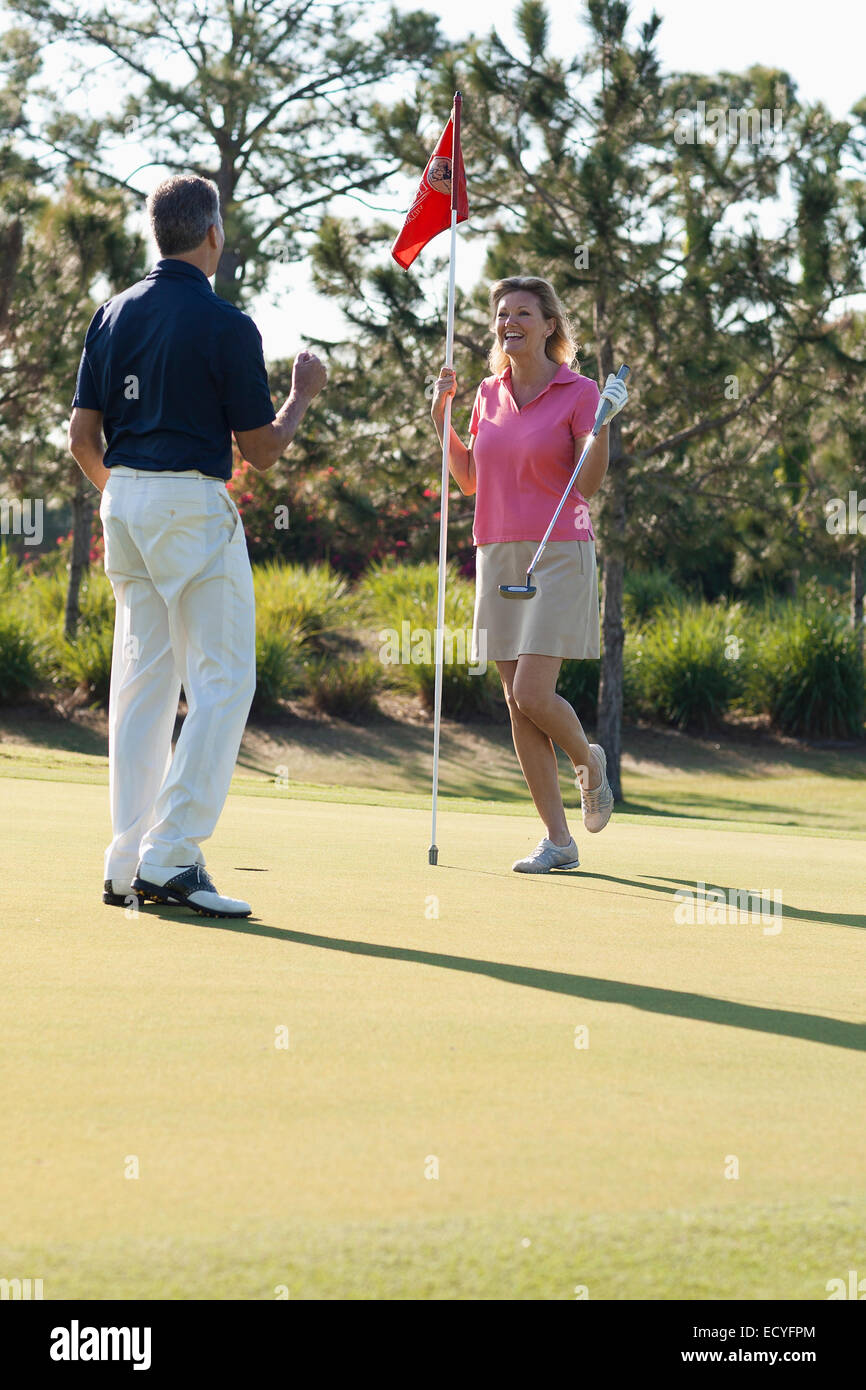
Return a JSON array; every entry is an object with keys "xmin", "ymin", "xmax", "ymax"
[
  {"xmin": 150, "ymin": 259, "xmax": 213, "ymax": 287},
  {"xmin": 496, "ymin": 361, "xmax": 581, "ymax": 384}
]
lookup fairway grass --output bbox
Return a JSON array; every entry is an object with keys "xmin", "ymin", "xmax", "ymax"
[
  {"xmin": 1, "ymin": 767, "xmax": 864, "ymax": 1300},
  {"xmin": 3, "ymin": 706, "xmax": 866, "ymax": 837},
  {"xmin": 3, "ymin": 1201, "xmax": 863, "ymax": 1300}
]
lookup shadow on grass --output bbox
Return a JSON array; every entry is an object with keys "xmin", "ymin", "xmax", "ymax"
[
  {"xmin": 0, "ymin": 707, "xmax": 109, "ymax": 758},
  {"xmin": 633, "ymin": 873, "xmax": 866, "ymax": 931},
  {"xmin": 235, "ymin": 718, "xmax": 866, "ymax": 811},
  {"xmin": 615, "ymin": 724, "xmax": 866, "ymax": 781},
  {"xmin": 569, "ymin": 871, "xmax": 866, "ymax": 930},
  {"xmin": 615, "ymin": 797, "xmax": 802, "ymax": 823},
  {"xmin": 235, "ymin": 715, "xmax": 523, "ymax": 802},
  {"xmin": 133, "ymin": 909, "xmax": 866, "ymax": 1053},
  {"xmin": 5, "ymin": 702, "xmax": 866, "ymax": 803}
]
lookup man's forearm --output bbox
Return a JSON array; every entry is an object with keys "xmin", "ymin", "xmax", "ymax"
[
  {"xmin": 257, "ymin": 389, "xmax": 314, "ymax": 470},
  {"xmin": 70, "ymin": 441, "xmax": 111, "ymax": 493}
]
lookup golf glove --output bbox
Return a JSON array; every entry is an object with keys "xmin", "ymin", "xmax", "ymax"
[{"xmin": 598, "ymin": 373, "xmax": 628, "ymax": 422}]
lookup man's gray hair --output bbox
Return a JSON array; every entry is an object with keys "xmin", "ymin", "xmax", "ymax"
[{"xmin": 147, "ymin": 175, "xmax": 221, "ymax": 256}]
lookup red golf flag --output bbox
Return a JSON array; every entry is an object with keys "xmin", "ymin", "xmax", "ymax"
[{"xmin": 391, "ymin": 102, "xmax": 468, "ymax": 270}]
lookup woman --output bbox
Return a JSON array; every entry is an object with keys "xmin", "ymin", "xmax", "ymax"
[{"xmin": 431, "ymin": 275, "xmax": 628, "ymax": 873}]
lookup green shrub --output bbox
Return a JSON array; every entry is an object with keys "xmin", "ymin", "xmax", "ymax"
[
  {"xmin": 252, "ymin": 561, "xmax": 357, "ymax": 712},
  {"xmin": 58, "ymin": 624, "xmax": 114, "ymax": 704},
  {"xmin": 78, "ymin": 568, "xmax": 115, "ymax": 630},
  {"xmin": 622, "ymin": 639, "xmax": 643, "ymax": 720},
  {"xmin": 252, "ymin": 627, "xmax": 308, "ymax": 714},
  {"xmin": 34, "ymin": 570, "xmax": 117, "ymax": 704},
  {"xmin": 632, "ymin": 603, "xmax": 736, "ymax": 730},
  {"xmin": 744, "ymin": 604, "xmax": 865, "ymax": 738},
  {"xmin": 411, "ymin": 656, "xmax": 500, "ymax": 719},
  {"xmin": 794, "ymin": 575, "xmax": 846, "ymax": 615},
  {"xmin": 308, "ymin": 655, "xmax": 382, "ymax": 720},
  {"xmin": 15, "ymin": 568, "xmax": 67, "ymax": 631},
  {"xmin": 253, "ymin": 561, "xmax": 352, "ymax": 651},
  {"xmin": 253, "ymin": 567, "xmax": 350, "ymax": 712},
  {"xmin": 359, "ymin": 560, "xmax": 498, "ymax": 717},
  {"xmin": 15, "ymin": 565, "xmax": 114, "ymax": 637},
  {"xmin": 557, "ymin": 646, "xmax": 647, "ymax": 726},
  {"xmin": 623, "ymin": 568, "xmax": 689, "ymax": 628},
  {"xmin": 0, "ymin": 542, "xmax": 20, "ymax": 600},
  {"xmin": 557, "ymin": 659, "xmax": 600, "ymax": 718},
  {"xmin": 0, "ymin": 610, "xmax": 41, "ymax": 704},
  {"xmin": 355, "ymin": 561, "xmax": 443, "ymax": 624}
]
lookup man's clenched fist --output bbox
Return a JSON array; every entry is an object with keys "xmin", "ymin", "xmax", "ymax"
[{"xmin": 292, "ymin": 349, "xmax": 328, "ymax": 401}]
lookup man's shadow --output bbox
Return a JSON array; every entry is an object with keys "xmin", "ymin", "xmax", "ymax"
[{"xmin": 131, "ymin": 898, "xmax": 866, "ymax": 1055}]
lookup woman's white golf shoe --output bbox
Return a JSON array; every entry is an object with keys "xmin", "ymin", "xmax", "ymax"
[
  {"xmin": 577, "ymin": 744, "xmax": 614, "ymax": 833},
  {"xmin": 512, "ymin": 837, "xmax": 580, "ymax": 873}
]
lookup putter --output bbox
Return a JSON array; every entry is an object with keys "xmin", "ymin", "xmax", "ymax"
[{"xmin": 499, "ymin": 364, "xmax": 630, "ymax": 599}]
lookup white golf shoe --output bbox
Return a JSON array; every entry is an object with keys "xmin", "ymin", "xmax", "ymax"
[
  {"xmin": 133, "ymin": 863, "xmax": 251, "ymax": 918},
  {"xmin": 512, "ymin": 837, "xmax": 580, "ymax": 873},
  {"xmin": 577, "ymin": 744, "xmax": 614, "ymax": 833}
]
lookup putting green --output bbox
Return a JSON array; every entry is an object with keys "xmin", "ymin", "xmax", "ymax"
[{"xmin": 1, "ymin": 772, "xmax": 864, "ymax": 1299}]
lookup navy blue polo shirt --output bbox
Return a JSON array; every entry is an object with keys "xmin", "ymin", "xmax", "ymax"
[{"xmin": 71, "ymin": 259, "xmax": 276, "ymax": 480}]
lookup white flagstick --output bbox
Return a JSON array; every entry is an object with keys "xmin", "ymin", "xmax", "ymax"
[{"xmin": 429, "ymin": 95, "xmax": 461, "ymax": 866}]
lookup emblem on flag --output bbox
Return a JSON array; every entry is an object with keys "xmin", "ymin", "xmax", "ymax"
[{"xmin": 391, "ymin": 106, "xmax": 468, "ymax": 269}]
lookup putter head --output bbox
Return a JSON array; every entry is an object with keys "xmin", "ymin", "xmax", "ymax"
[{"xmin": 499, "ymin": 582, "xmax": 537, "ymax": 599}]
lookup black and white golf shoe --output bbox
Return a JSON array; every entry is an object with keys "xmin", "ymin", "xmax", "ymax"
[
  {"xmin": 103, "ymin": 880, "xmax": 145, "ymax": 909},
  {"xmin": 133, "ymin": 864, "xmax": 252, "ymax": 919}
]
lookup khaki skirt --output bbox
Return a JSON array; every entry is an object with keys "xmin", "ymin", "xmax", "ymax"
[{"xmin": 471, "ymin": 539, "xmax": 600, "ymax": 663}]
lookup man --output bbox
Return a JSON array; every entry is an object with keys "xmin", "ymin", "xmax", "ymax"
[{"xmin": 68, "ymin": 174, "xmax": 326, "ymax": 919}]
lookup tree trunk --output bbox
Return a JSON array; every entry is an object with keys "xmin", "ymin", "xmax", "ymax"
[
  {"xmin": 597, "ymin": 444, "xmax": 628, "ymax": 800},
  {"xmin": 64, "ymin": 468, "xmax": 92, "ymax": 640},
  {"xmin": 852, "ymin": 548, "xmax": 864, "ymax": 661},
  {"xmin": 0, "ymin": 216, "xmax": 23, "ymax": 335},
  {"xmin": 592, "ymin": 293, "xmax": 629, "ymax": 801},
  {"xmin": 215, "ymin": 153, "xmax": 243, "ymax": 302}
]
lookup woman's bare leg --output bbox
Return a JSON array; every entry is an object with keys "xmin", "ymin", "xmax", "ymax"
[
  {"xmin": 511, "ymin": 654, "xmax": 602, "ymax": 785},
  {"xmin": 497, "ymin": 658, "xmax": 574, "ymax": 845}
]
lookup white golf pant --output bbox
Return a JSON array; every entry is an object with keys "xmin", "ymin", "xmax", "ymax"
[{"xmin": 99, "ymin": 467, "xmax": 256, "ymax": 883}]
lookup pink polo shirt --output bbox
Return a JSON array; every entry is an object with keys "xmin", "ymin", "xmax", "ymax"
[{"xmin": 468, "ymin": 363, "xmax": 601, "ymax": 544}]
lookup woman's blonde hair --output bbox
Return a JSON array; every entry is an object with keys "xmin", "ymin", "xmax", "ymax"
[{"xmin": 488, "ymin": 276, "xmax": 578, "ymax": 376}]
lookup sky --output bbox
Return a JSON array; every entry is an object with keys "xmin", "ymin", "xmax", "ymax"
[
  {"xmin": 258, "ymin": 0, "xmax": 865, "ymax": 358},
  {"xmin": 12, "ymin": 0, "xmax": 864, "ymax": 359}
]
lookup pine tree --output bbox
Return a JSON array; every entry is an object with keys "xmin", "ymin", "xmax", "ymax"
[
  {"xmin": 1, "ymin": 27, "xmax": 145, "ymax": 632},
  {"xmin": 9, "ymin": 0, "xmax": 450, "ymax": 300},
  {"xmin": 363, "ymin": 0, "xmax": 866, "ymax": 791}
]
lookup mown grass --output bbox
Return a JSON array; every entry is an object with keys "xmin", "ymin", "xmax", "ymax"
[
  {"xmin": 3, "ymin": 1198, "xmax": 860, "ymax": 1299},
  {"xmin": 1, "ymin": 781, "xmax": 863, "ymax": 1301}
]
